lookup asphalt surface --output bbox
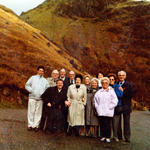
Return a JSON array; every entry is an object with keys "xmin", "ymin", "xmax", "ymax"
[{"xmin": 0, "ymin": 109, "xmax": 149, "ymax": 150}]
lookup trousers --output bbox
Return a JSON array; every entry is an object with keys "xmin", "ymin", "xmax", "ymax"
[{"xmin": 27, "ymin": 98, "xmax": 43, "ymax": 128}]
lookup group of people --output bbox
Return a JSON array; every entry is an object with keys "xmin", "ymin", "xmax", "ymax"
[{"xmin": 25, "ymin": 66, "xmax": 134, "ymax": 143}]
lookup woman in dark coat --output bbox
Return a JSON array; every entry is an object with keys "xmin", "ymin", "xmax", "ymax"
[
  {"xmin": 41, "ymin": 79, "xmax": 67, "ymax": 133},
  {"xmin": 85, "ymin": 78, "xmax": 99, "ymax": 137}
]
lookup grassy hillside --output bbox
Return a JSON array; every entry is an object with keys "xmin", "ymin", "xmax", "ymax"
[
  {"xmin": 20, "ymin": 0, "xmax": 150, "ymax": 106},
  {"xmin": 0, "ymin": 5, "xmax": 85, "ymax": 107}
]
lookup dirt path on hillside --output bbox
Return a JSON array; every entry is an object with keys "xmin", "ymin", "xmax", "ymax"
[{"xmin": 0, "ymin": 109, "xmax": 149, "ymax": 150}]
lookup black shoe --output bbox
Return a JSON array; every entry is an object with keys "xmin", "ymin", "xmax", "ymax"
[
  {"xmin": 125, "ymin": 139, "xmax": 130, "ymax": 143},
  {"xmin": 27, "ymin": 127, "xmax": 33, "ymax": 131},
  {"xmin": 34, "ymin": 128, "xmax": 39, "ymax": 132}
]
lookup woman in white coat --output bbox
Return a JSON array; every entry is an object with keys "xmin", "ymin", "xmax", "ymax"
[
  {"xmin": 94, "ymin": 77, "xmax": 118, "ymax": 142},
  {"xmin": 65, "ymin": 74, "xmax": 87, "ymax": 136}
]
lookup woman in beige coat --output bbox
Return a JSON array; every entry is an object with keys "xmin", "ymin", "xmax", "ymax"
[{"xmin": 65, "ymin": 74, "xmax": 87, "ymax": 136}]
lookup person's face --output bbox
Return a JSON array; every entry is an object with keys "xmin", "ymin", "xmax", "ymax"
[
  {"xmin": 69, "ymin": 73, "xmax": 75, "ymax": 80},
  {"xmin": 60, "ymin": 71, "xmax": 66, "ymax": 78},
  {"xmin": 98, "ymin": 73, "xmax": 103, "ymax": 79},
  {"xmin": 102, "ymin": 79, "xmax": 109, "ymax": 89},
  {"xmin": 52, "ymin": 72, "xmax": 59, "ymax": 80},
  {"xmin": 91, "ymin": 80, "xmax": 98, "ymax": 89},
  {"xmin": 37, "ymin": 68, "xmax": 44, "ymax": 76},
  {"xmin": 118, "ymin": 73, "xmax": 126, "ymax": 82},
  {"xmin": 85, "ymin": 77, "xmax": 90, "ymax": 85},
  {"xmin": 57, "ymin": 81, "xmax": 63, "ymax": 90},
  {"xmin": 109, "ymin": 76, "xmax": 115, "ymax": 85},
  {"xmin": 76, "ymin": 78, "xmax": 81, "ymax": 86}
]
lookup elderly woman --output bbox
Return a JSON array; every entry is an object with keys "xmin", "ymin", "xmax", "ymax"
[
  {"xmin": 94, "ymin": 77, "xmax": 118, "ymax": 143},
  {"xmin": 65, "ymin": 74, "xmax": 87, "ymax": 136},
  {"xmin": 84, "ymin": 75, "xmax": 91, "ymax": 93},
  {"xmin": 96, "ymin": 72, "xmax": 104, "ymax": 88},
  {"xmin": 85, "ymin": 78, "xmax": 99, "ymax": 137},
  {"xmin": 108, "ymin": 73, "xmax": 123, "ymax": 142}
]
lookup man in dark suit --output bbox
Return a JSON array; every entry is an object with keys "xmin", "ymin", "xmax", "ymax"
[
  {"xmin": 68, "ymin": 70, "xmax": 75, "ymax": 86},
  {"xmin": 41, "ymin": 79, "xmax": 67, "ymax": 133},
  {"xmin": 117, "ymin": 70, "xmax": 134, "ymax": 143},
  {"xmin": 59, "ymin": 68, "xmax": 69, "ymax": 89}
]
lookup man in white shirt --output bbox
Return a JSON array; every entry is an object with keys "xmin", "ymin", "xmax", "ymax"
[{"xmin": 25, "ymin": 66, "xmax": 49, "ymax": 132}]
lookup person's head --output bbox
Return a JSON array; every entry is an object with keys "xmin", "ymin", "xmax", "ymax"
[
  {"xmin": 75, "ymin": 74, "xmax": 83, "ymax": 86},
  {"xmin": 118, "ymin": 70, "xmax": 126, "ymax": 82},
  {"xmin": 56, "ymin": 79, "xmax": 64, "ymax": 90},
  {"xmin": 97, "ymin": 72, "xmax": 104, "ymax": 79},
  {"xmin": 101, "ymin": 77, "xmax": 110, "ymax": 89},
  {"xmin": 69, "ymin": 71, "xmax": 75, "ymax": 80},
  {"xmin": 108, "ymin": 73, "xmax": 117, "ymax": 86},
  {"xmin": 51, "ymin": 69, "xmax": 59, "ymax": 80},
  {"xmin": 60, "ymin": 68, "xmax": 66, "ymax": 78},
  {"xmin": 84, "ymin": 75, "xmax": 91, "ymax": 86},
  {"xmin": 37, "ymin": 66, "xmax": 45, "ymax": 76},
  {"xmin": 91, "ymin": 78, "xmax": 98, "ymax": 89}
]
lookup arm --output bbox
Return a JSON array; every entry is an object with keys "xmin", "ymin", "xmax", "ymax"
[
  {"xmin": 109, "ymin": 89, "xmax": 118, "ymax": 109},
  {"xmin": 41, "ymin": 88, "xmax": 51, "ymax": 104},
  {"xmin": 25, "ymin": 76, "xmax": 33, "ymax": 93},
  {"xmin": 82, "ymin": 85, "xmax": 87, "ymax": 105},
  {"xmin": 115, "ymin": 84, "xmax": 123, "ymax": 98},
  {"xmin": 65, "ymin": 86, "xmax": 71, "ymax": 107},
  {"xmin": 123, "ymin": 82, "xmax": 134, "ymax": 99}
]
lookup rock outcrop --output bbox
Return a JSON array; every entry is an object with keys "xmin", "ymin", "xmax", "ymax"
[{"xmin": 20, "ymin": 0, "xmax": 150, "ymax": 105}]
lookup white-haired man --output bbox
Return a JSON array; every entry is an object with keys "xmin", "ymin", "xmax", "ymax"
[
  {"xmin": 59, "ymin": 68, "xmax": 69, "ymax": 89},
  {"xmin": 47, "ymin": 69, "xmax": 59, "ymax": 87},
  {"xmin": 117, "ymin": 70, "xmax": 134, "ymax": 143},
  {"xmin": 68, "ymin": 70, "xmax": 75, "ymax": 86}
]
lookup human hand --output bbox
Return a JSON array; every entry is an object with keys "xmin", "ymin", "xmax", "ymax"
[
  {"xmin": 65, "ymin": 101, "xmax": 71, "ymax": 107},
  {"xmin": 47, "ymin": 102, "xmax": 51, "ymax": 107},
  {"xmin": 82, "ymin": 98, "xmax": 85, "ymax": 102},
  {"xmin": 119, "ymin": 86, "xmax": 124, "ymax": 92}
]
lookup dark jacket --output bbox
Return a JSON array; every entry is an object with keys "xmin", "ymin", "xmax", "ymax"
[
  {"xmin": 41, "ymin": 86, "xmax": 67, "ymax": 131},
  {"xmin": 41, "ymin": 86, "xmax": 67, "ymax": 112},
  {"xmin": 120, "ymin": 80, "xmax": 134, "ymax": 113}
]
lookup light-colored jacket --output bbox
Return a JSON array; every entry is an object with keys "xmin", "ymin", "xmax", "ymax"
[
  {"xmin": 47, "ymin": 77, "xmax": 57, "ymax": 87},
  {"xmin": 67, "ymin": 84, "xmax": 87, "ymax": 126},
  {"xmin": 94, "ymin": 87, "xmax": 118, "ymax": 117},
  {"xmin": 25, "ymin": 74, "xmax": 49, "ymax": 100}
]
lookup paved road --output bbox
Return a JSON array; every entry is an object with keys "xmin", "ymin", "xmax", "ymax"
[{"xmin": 0, "ymin": 109, "xmax": 149, "ymax": 150}]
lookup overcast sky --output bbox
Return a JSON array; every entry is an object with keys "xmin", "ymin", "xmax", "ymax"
[{"xmin": 0, "ymin": 0, "xmax": 45, "ymax": 15}]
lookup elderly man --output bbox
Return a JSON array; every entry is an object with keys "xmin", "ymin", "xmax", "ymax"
[
  {"xmin": 117, "ymin": 70, "xmax": 134, "ymax": 143},
  {"xmin": 59, "ymin": 68, "xmax": 69, "ymax": 89},
  {"xmin": 47, "ymin": 69, "xmax": 59, "ymax": 87},
  {"xmin": 41, "ymin": 79, "xmax": 67, "ymax": 133},
  {"xmin": 68, "ymin": 70, "xmax": 75, "ymax": 86},
  {"xmin": 25, "ymin": 66, "xmax": 49, "ymax": 132}
]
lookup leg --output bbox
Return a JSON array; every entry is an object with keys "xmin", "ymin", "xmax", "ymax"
[
  {"xmin": 112, "ymin": 114, "xmax": 120, "ymax": 139},
  {"xmin": 118, "ymin": 114, "xmax": 123, "ymax": 140},
  {"xmin": 33, "ymin": 100, "xmax": 43, "ymax": 128},
  {"xmin": 27, "ymin": 98, "xmax": 36, "ymax": 128},
  {"xmin": 99, "ymin": 116, "xmax": 104, "ymax": 137},
  {"xmin": 123, "ymin": 113, "xmax": 131, "ymax": 142},
  {"xmin": 104, "ymin": 117, "xmax": 112, "ymax": 138}
]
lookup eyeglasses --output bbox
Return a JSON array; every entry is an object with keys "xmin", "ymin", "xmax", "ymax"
[
  {"xmin": 109, "ymin": 79, "xmax": 115, "ymax": 81},
  {"xmin": 102, "ymin": 82, "xmax": 108, "ymax": 84}
]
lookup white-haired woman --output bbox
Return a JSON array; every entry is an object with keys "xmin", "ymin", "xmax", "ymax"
[
  {"xmin": 94, "ymin": 77, "xmax": 118, "ymax": 143},
  {"xmin": 85, "ymin": 78, "xmax": 99, "ymax": 137}
]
